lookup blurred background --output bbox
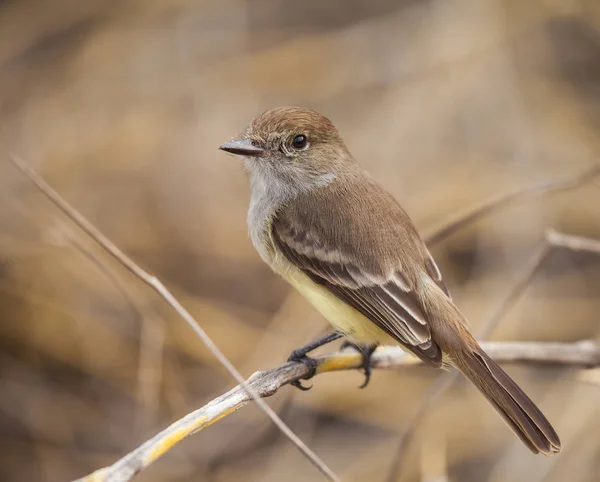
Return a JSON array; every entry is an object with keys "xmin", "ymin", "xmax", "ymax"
[{"xmin": 1, "ymin": 0, "xmax": 599, "ymax": 481}]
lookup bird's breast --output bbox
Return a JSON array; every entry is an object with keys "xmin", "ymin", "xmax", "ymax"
[{"xmin": 281, "ymin": 267, "xmax": 397, "ymax": 345}]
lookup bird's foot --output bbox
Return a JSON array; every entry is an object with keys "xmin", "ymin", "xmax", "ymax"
[
  {"xmin": 286, "ymin": 332, "xmax": 344, "ymax": 391},
  {"xmin": 340, "ymin": 341, "xmax": 378, "ymax": 389},
  {"xmin": 287, "ymin": 349, "xmax": 319, "ymax": 391}
]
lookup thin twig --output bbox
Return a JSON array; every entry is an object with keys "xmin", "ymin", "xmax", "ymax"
[
  {"xmin": 423, "ymin": 164, "xmax": 600, "ymax": 246},
  {"xmin": 8, "ymin": 154, "xmax": 339, "ymax": 482},
  {"xmin": 74, "ymin": 340, "xmax": 600, "ymax": 482},
  {"xmin": 545, "ymin": 229, "xmax": 600, "ymax": 255}
]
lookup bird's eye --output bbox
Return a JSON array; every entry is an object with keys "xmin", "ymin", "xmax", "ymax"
[{"xmin": 291, "ymin": 134, "xmax": 308, "ymax": 150}]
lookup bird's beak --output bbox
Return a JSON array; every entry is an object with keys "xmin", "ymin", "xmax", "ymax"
[{"xmin": 219, "ymin": 139, "xmax": 265, "ymax": 157}]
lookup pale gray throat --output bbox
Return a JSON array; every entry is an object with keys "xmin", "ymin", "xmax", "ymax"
[
  {"xmin": 245, "ymin": 159, "xmax": 336, "ymax": 259},
  {"xmin": 246, "ymin": 165, "xmax": 288, "ymax": 251}
]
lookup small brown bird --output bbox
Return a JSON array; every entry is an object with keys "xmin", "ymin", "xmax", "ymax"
[{"xmin": 219, "ymin": 107, "xmax": 561, "ymax": 455}]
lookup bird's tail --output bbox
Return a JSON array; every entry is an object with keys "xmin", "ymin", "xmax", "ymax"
[{"xmin": 452, "ymin": 342, "xmax": 561, "ymax": 455}]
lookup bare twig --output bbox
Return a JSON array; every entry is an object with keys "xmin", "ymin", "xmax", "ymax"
[
  {"xmin": 8, "ymin": 154, "xmax": 339, "ymax": 482},
  {"xmin": 546, "ymin": 229, "xmax": 600, "ymax": 255},
  {"xmin": 423, "ymin": 164, "xmax": 600, "ymax": 246},
  {"xmin": 74, "ymin": 340, "xmax": 600, "ymax": 482}
]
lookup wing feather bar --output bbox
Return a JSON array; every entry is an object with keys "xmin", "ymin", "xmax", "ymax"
[{"xmin": 272, "ymin": 225, "xmax": 442, "ymax": 367}]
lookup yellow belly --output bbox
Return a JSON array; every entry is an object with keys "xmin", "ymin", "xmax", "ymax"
[{"xmin": 282, "ymin": 267, "xmax": 397, "ymax": 345}]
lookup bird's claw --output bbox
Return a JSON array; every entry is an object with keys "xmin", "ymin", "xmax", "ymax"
[
  {"xmin": 357, "ymin": 364, "xmax": 372, "ymax": 389},
  {"xmin": 291, "ymin": 380, "xmax": 313, "ymax": 391},
  {"xmin": 287, "ymin": 350, "xmax": 318, "ymax": 391},
  {"xmin": 340, "ymin": 341, "xmax": 377, "ymax": 389}
]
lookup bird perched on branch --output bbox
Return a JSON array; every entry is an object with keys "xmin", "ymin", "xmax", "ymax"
[{"xmin": 220, "ymin": 106, "xmax": 561, "ymax": 455}]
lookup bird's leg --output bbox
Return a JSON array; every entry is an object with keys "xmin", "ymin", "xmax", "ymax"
[
  {"xmin": 287, "ymin": 331, "xmax": 344, "ymax": 391},
  {"xmin": 340, "ymin": 341, "xmax": 378, "ymax": 389}
]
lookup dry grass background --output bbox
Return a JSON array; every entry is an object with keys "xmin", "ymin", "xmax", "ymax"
[{"xmin": 1, "ymin": 0, "xmax": 600, "ymax": 481}]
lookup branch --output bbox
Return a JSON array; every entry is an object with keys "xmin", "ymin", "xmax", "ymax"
[
  {"xmin": 546, "ymin": 229, "xmax": 600, "ymax": 255},
  {"xmin": 8, "ymin": 154, "xmax": 339, "ymax": 482},
  {"xmin": 75, "ymin": 340, "xmax": 600, "ymax": 482},
  {"xmin": 423, "ymin": 163, "xmax": 600, "ymax": 246}
]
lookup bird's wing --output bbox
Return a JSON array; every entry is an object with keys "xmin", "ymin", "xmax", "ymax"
[{"xmin": 271, "ymin": 187, "xmax": 448, "ymax": 367}]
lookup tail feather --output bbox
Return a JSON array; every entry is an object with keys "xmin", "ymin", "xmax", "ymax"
[{"xmin": 453, "ymin": 347, "xmax": 561, "ymax": 455}]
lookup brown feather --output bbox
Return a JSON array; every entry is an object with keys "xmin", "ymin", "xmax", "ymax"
[{"xmin": 452, "ymin": 344, "xmax": 561, "ymax": 455}]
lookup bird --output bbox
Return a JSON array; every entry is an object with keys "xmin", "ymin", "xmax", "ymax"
[{"xmin": 219, "ymin": 106, "xmax": 561, "ymax": 455}]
